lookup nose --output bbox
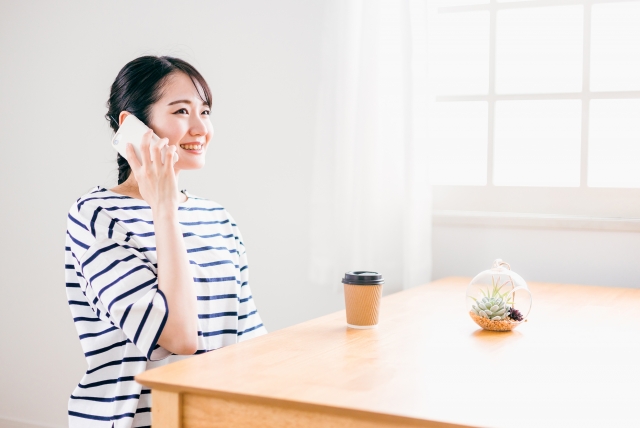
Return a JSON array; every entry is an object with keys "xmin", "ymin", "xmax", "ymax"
[{"xmin": 189, "ymin": 112, "xmax": 209, "ymax": 137}]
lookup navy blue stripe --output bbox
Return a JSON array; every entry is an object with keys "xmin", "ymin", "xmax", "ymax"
[
  {"xmin": 66, "ymin": 282, "xmax": 81, "ymax": 288},
  {"xmin": 136, "ymin": 407, "xmax": 151, "ymax": 413},
  {"xmin": 194, "ymin": 276, "xmax": 236, "ymax": 283},
  {"xmin": 241, "ymin": 281, "xmax": 248, "ymax": 287},
  {"xmin": 69, "ymin": 409, "xmax": 136, "ymax": 421},
  {"xmin": 239, "ymin": 295, "xmax": 253, "ymax": 303},
  {"xmin": 65, "ymin": 246, "xmax": 72, "ymax": 251},
  {"xmin": 71, "ymin": 252, "xmax": 82, "ymax": 267},
  {"xmin": 108, "ymin": 218, "xmax": 116, "ymax": 239},
  {"xmin": 81, "ymin": 242, "xmax": 120, "ymax": 268},
  {"xmin": 89, "ymin": 206, "xmax": 103, "ymax": 237},
  {"xmin": 184, "ymin": 232, "xmax": 234, "ymax": 239},
  {"xmin": 131, "ymin": 231, "xmax": 155, "ymax": 237},
  {"xmin": 120, "ymin": 303, "xmax": 133, "ymax": 329},
  {"xmin": 68, "ymin": 410, "xmax": 113, "ymax": 421},
  {"xmin": 238, "ymin": 310, "xmax": 257, "ymax": 320},
  {"xmin": 68, "ymin": 300, "xmax": 90, "ymax": 306},
  {"xmin": 85, "ymin": 357, "xmax": 147, "ymax": 375},
  {"xmin": 67, "ymin": 231, "xmax": 89, "ymax": 250},
  {"xmin": 74, "ymin": 317, "xmax": 101, "ymax": 322},
  {"xmin": 77, "ymin": 375, "xmax": 135, "ymax": 389},
  {"xmin": 89, "ymin": 254, "xmax": 137, "ymax": 283},
  {"xmin": 70, "ymin": 393, "xmax": 140, "ymax": 402},
  {"xmin": 107, "ymin": 277, "xmax": 157, "ymax": 312},
  {"xmin": 187, "ymin": 246, "xmax": 237, "ymax": 254},
  {"xmin": 238, "ymin": 323, "xmax": 264, "ymax": 336},
  {"xmin": 178, "ymin": 206, "xmax": 224, "ymax": 211},
  {"xmin": 134, "ymin": 300, "xmax": 154, "ymax": 345},
  {"xmin": 199, "ymin": 311, "xmax": 237, "ymax": 319},
  {"xmin": 122, "ymin": 218, "xmax": 154, "ymax": 225},
  {"xmin": 202, "ymin": 329, "xmax": 237, "ymax": 337},
  {"xmin": 104, "ymin": 205, "xmax": 150, "ymax": 212},
  {"xmin": 98, "ymin": 265, "xmax": 153, "ymax": 299},
  {"xmin": 240, "ymin": 265, "xmax": 248, "ymax": 272},
  {"xmin": 84, "ymin": 340, "xmax": 128, "ymax": 357},
  {"xmin": 112, "ymin": 413, "xmax": 137, "ymax": 420},
  {"xmin": 190, "ymin": 259, "xmax": 234, "ymax": 268},
  {"xmin": 68, "ymin": 213, "xmax": 89, "ymax": 231},
  {"xmin": 65, "ymin": 264, "xmax": 75, "ymax": 269},
  {"xmin": 79, "ymin": 326, "xmax": 118, "ymax": 340},
  {"xmin": 180, "ymin": 219, "xmax": 229, "ymax": 226},
  {"xmin": 197, "ymin": 293, "xmax": 237, "ymax": 301},
  {"xmin": 148, "ymin": 289, "xmax": 169, "ymax": 360}
]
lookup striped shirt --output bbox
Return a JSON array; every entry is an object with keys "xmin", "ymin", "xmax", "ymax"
[{"xmin": 64, "ymin": 186, "xmax": 267, "ymax": 427}]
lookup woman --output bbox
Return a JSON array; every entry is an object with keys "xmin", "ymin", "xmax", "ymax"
[{"xmin": 64, "ymin": 56, "xmax": 267, "ymax": 427}]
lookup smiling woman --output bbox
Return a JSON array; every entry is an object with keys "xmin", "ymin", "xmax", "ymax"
[
  {"xmin": 106, "ymin": 56, "xmax": 214, "ymax": 187},
  {"xmin": 64, "ymin": 56, "xmax": 267, "ymax": 427}
]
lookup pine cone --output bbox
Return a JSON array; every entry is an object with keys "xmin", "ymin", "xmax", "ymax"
[{"xmin": 508, "ymin": 307, "xmax": 524, "ymax": 322}]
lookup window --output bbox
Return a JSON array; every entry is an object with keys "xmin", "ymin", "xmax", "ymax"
[{"xmin": 427, "ymin": 0, "xmax": 640, "ymax": 228}]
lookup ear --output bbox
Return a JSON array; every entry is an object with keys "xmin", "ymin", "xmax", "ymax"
[{"xmin": 118, "ymin": 111, "xmax": 131, "ymax": 126}]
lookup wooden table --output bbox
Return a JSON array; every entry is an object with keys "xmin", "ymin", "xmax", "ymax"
[{"xmin": 136, "ymin": 277, "xmax": 640, "ymax": 428}]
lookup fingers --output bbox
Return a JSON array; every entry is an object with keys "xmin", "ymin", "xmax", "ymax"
[
  {"xmin": 140, "ymin": 129, "xmax": 153, "ymax": 166},
  {"xmin": 164, "ymin": 145, "xmax": 178, "ymax": 169},
  {"xmin": 126, "ymin": 143, "xmax": 142, "ymax": 170},
  {"xmin": 151, "ymin": 136, "xmax": 167, "ymax": 166},
  {"xmin": 156, "ymin": 138, "xmax": 169, "ymax": 165}
]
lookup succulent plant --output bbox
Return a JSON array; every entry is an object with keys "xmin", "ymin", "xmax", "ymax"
[
  {"xmin": 470, "ymin": 276, "xmax": 514, "ymax": 321},
  {"xmin": 471, "ymin": 296, "xmax": 508, "ymax": 320}
]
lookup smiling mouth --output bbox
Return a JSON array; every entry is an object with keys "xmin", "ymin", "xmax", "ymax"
[{"xmin": 180, "ymin": 143, "xmax": 204, "ymax": 150}]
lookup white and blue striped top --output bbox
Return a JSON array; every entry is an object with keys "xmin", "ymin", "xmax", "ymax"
[{"xmin": 64, "ymin": 186, "xmax": 267, "ymax": 428}]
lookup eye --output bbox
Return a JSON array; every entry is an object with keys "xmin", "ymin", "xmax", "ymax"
[
  {"xmin": 202, "ymin": 109, "xmax": 211, "ymax": 116},
  {"xmin": 173, "ymin": 108, "xmax": 189, "ymax": 115}
]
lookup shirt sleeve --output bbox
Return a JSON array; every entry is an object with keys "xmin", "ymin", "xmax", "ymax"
[
  {"xmin": 76, "ymin": 235, "xmax": 171, "ymax": 360},
  {"xmin": 232, "ymin": 219, "xmax": 268, "ymax": 342}
]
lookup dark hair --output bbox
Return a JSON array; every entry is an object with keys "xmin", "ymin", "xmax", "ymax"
[{"xmin": 106, "ymin": 56, "xmax": 212, "ymax": 184}]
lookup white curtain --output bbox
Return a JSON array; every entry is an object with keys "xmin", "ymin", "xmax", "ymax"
[{"xmin": 309, "ymin": 0, "xmax": 431, "ymax": 295}]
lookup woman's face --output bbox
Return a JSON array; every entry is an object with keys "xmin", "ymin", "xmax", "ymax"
[{"xmin": 147, "ymin": 72, "xmax": 213, "ymax": 172}]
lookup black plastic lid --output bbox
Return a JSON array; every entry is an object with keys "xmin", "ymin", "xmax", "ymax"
[{"xmin": 342, "ymin": 271, "xmax": 384, "ymax": 285}]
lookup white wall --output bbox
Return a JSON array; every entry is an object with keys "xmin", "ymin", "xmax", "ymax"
[
  {"xmin": 1, "ymin": 1, "xmax": 639, "ymax": 427},
  {"xmin": 433, "ymin": 225, "xmax": 640, "ymax": 288},
  {"xmin": 0, "ymin": 1, "xmax": 330, "ymax": 426}
]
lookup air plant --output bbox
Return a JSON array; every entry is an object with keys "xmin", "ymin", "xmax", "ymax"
[{"xmin": 470, "ymin": 276, "xmax": 515, "ymax": 321}]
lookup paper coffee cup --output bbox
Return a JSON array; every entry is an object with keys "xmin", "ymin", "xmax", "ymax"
[{"xmin": 342, "ymin": 271, "xmax": 384, "ymax": 329}]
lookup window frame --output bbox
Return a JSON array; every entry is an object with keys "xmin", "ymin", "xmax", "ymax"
[{"xmin": 429, "ymin": 0, "xmax": 640, "ymax": 227}]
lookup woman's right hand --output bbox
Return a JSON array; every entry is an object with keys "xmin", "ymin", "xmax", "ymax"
[
  {"xmin": 127, "ymin": 130, "xmax": 199, "ymax": 355},
  {"xmin": 125, "ymin": 130, "xmax": 179, "ymax": 212}
]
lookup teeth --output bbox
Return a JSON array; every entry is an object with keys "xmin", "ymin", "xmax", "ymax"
[{"xmin": 180, "ymin": 144, "xmax": 203, "ymax": 150}]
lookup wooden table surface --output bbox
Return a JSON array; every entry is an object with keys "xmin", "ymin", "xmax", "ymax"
[{"xmin": 136, "ymin": 277, "xmax": 640, "ymax": 428}]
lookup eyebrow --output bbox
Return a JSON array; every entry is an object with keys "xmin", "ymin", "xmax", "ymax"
[
  {"xmin": 167, "ymin": 99, "xmax": 193, "ymax": 106},
  {"xmin": 167, "ymin": 99, "xmax": 211, "ymax": 108}
]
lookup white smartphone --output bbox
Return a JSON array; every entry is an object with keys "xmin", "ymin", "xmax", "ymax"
[{"xmin": 111, "ymin": 115, "xmax": 179, "ymax": 165}]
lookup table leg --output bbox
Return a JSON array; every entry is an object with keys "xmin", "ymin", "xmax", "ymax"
[{"xmin": 152, "ymin": 390, "xmax": 182, "ymax": 428}]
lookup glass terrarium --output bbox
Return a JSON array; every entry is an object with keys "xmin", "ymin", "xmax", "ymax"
[{"xmin": 466, "ymin": 259, "xmax": 532, "ymax": 332}]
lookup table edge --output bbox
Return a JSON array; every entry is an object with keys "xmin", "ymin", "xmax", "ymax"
[{"xmin": 136, "ymin": 379, "xmax": 471, "ymax": 428}]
